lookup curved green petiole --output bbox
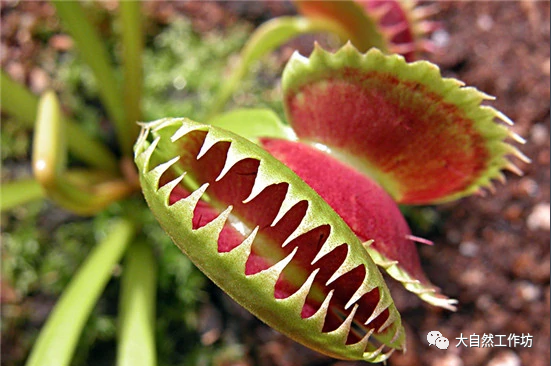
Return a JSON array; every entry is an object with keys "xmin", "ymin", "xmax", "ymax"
[
  {"xmin": 117, "ymin": 241, "xmax": 157, "ymax": 366},
  {"xmin": 52, "ymin": 1, "xmax": 131, "ymax": 155},
  {"xmin": 32, "ymin": 91, "xmax": 135, "ymax": 216},
  {"xmin": 207, "ymin": 16, "xmax": 349, "ymax": 119},
  {"xmin": 119, "ymin": 1, "xmax": 143, "ymax": 144},
  {"xmin": 25, "ymin": 218, "xmax": 135, "ymax": 366},
  {"xmin": 0, "ymin": 178, "xmax": 44, "ymax": 211},
  {"xmin": 0, "ymin": 70, "xmax": 118, "ymax": 173}
]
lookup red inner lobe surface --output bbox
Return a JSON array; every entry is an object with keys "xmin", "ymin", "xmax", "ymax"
[
  {"xmin": 285, "ymin": 71, "xmax": 489, "ymax": 204},
  {"xmin": 261, "ymin": 138, "xmax": 431, "ymax": 286},
  {"xmin": 162, "ymin": 130, "xmax": 389, "ymax": 342}
]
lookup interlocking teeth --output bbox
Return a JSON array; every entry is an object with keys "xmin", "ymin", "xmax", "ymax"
[
  {"xmin": 170, "ymin": 120, "xmax": 204, "ymax": 142},
  {"xmin": 196, "ymin": 132, "xmax": 222, "ymax": 160},
  {"xmin": 270, "ymin": 193, "xmax": 305, "ymax": 228},
  {"xmin": 363, "ymin": 344, "xmax": 386, "ymax": 363},
  {"xmin": 325, "ymin": 253, "xmax": 354, "ymax": 286},
  {"xmin": 137, "ymin": 136, "xmax": 161, "ymax": 173},
  {"xmin": 330, "ymin": 304, "xmax": 360, "ymax": 345},
  {"xmin": 278, "ymin": 268, "xmax": 320, "ymax": 316},
  {"xmin": 249, "ymin": 247, "xmax": 299, "ymax": 288},
  {"xmin": 149, "ymin": 156, "xmax": 180, "ymax": 188},
  {"xmin": 135, "ymin": 119, "xmax": 406, "ymax": 359},
  {"xmin": 158, "ymin": 173, "xmax": 185, "ymax": 205},
  {"xmin": 345, "ymin": 277, "xmax": 377, "ymax": 310},
  {"xmin": 306, "ymin": 289, "xmax": 334, "ymax": 332}
]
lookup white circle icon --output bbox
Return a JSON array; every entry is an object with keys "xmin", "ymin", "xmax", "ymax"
[
  {"xmin": 427, "ymin": 331, "xmax": 442, "ymax": 346},
  {"xmin": 435, "ymin": 337, "xmax": 450, "ymax": 350},
  {"xmin": 427, "ymin": 331, "xmax": 449, "ymax": 350}
]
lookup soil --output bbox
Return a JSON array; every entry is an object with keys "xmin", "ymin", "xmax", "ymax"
[{"xmin": 1, "ymin": 1, "xmax": 549, "ymax": 366}]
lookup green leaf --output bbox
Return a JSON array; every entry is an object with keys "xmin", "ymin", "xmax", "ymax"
[
  {"xmin": 53, "ymin": 1, "xmax": 131, "ymax": 155},
  {"xmin": 119, "ymin": 1, "xmax": 143, "ymax": 140},
  {"xmin": 209, "ymin": 108, "xmax": 296, "ymax": 142},
  {"xmin": 135, "ymin": 118, "xmax": 405, "ymax": 362},
  {"xmin": 0, "ymin": 179, "xmax": 44, "ymax": 211},
  {"xmin": 25, "ymin": 218, "xmax": 135, "ymax": 366},
  {"xmin": 31, "ymin": 92, "xmax": 135, "ymax": 215},
  {"xmin": 117, "ymin": 241, "xmax": 157, "ymax": 366}
]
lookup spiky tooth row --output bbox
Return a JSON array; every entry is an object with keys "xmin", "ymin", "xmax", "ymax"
[
  {"xmin": 134, "ymin": 118, "xmax": 406, "ymax": 360},
  {"xmin": 365, "ymin": 0, "xmax": 441, "ymax": 59},
  {"xmin": 283, "ymin": 44, "xmax": 529, "ymax": 204},
  {"xmin": 364, "ymin": 245, "xmax": 458, "ymax": 311}
]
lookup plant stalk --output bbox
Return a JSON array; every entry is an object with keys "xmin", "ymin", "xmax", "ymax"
[
  {"xmin": 0, "ymin": 179, "xmax": 44, "ymax": 211},
  {"xmin": 117, "ymin": 241, "xmax": 157, "ymax": 366},
  {"xmin": 25, "ymin": 218, "xmax": 135, "ymax": 366},
  {"xmin": 53, "ymin": 1, "xmax": 131, "ymax": 155},
  {"xmin": 207, "ymin": 16, "xmax": 349, "ymax": 119},
  {"xmin": 32, "ymin": 91, "xmax": 135, "ymax": 216},
  {"xmin": 119, "ymin": 1, "xmax": 143, "ymax": 144}
]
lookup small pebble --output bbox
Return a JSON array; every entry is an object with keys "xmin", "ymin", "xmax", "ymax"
[
  {"xmin": 517, "ymin": 177, "xmax": 539, "ymax": 197},
  {"xmin": 516, "ymin": 281, "xmax": 541, "ymax": 302},
  {"xmin": 487, "ymin": 350, "xmax": 521, "ymax": 366},
  {"xmin": 530, "ymin": 123, "xmax": 549, "ymax": 146},
  {"xmin": 49, "ymin": 34, "xmax": 73, "ymax": 51},
  {"xmin": 460, "ymin": 268, "xmax": 485, "ymax": 287},
  {"xmin": 477, "ymin": 14, "xmax": 494, "ymax": 31},
  {"xmin": 431, "ymin": 29, "xmax": 450, "ymax": 48},
  {"xmin": 526, "ymin": 203, "xmax": 550, "ymax": 231},
  {"xmin": 29, "ymin": 67, "xmax": 50, "ymax": 94},
  {"xmin": 459, "ymin": 241, "xmax": 479, "ymax": 257}
]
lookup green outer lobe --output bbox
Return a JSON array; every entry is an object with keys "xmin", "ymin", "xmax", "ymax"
[
  {"xmin": 135, "ymin": 118, "xmax": 405, "ymax": 362},
  {"xmin": 283, "ymin": 44, "xmax": 523, "ymax": 204},
  {"xmin": 25, "ymin": 218, "xmax": 135, "ymax": 366}
]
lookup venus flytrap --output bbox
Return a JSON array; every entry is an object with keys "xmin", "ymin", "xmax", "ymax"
[
  {"xmin": 1, "ymin": 2, "xmax": 528, "ymax": 365},
  {"xmin": 135, "ymin": 118, "xmax": 405, "ymax": 362},
  {"xmin": 209, "ymin": 0, "xmax": 439, "ymax": 118}
]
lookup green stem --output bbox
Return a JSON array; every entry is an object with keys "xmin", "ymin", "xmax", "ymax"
[
  {"xmin": 117, "ymin": 241, "xmax": 157, "ymax": 366},
  {"xmin": 32, "ymin": 91, "xmax": 134, "ymax": 216},
  {"xmin": 52, "ymin": 1, "xmax": 130, "ymax": 155},
  {"xmin": 25, "ymin": 218, "xmax": 135, "ymax": 366},
  {"xmin": 0, "ymin": 70, "xmax": 118, "ymax": 173},
  {"xmin": 119, "ymin": 1, "xmax": 143, "ymax": 144},
  {"xmin": 0, "ymin": 179, "xmax": 44, "ymax": 211},
  {"xmin": 207, "ymin": 16, "xmax": 349, "ymax": 120}
]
